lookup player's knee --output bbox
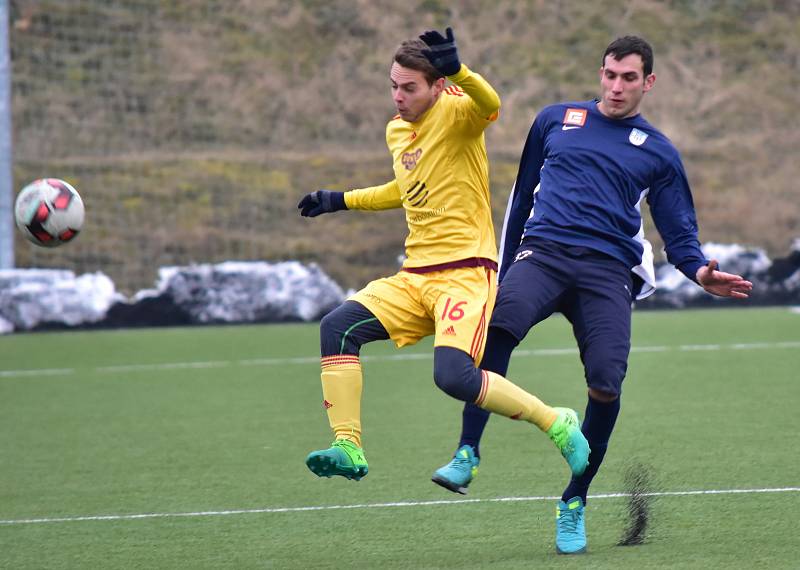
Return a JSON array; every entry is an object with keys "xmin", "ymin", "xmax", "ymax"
[
  {"xmin": 319, "ymin": 305, "xmax": 361, "ymax": 356},
  {"xmin": 432, "ymin": 346, "xmax": 481, "ymax": 402},
  {"xmin": 320, "ymin": 309, "xmax": 345, "ymax": 354},
  {"xmin": 588, "ymin": 387, "xmax": 619, "ymax": 402},
  {"xmin": 586, "ymin": 373, "xmax": 622, "ymax": 400},
  {"xmin": 319, "ymin": 309, "xmax": 337, "ymax": 338},
  {"xmin": 320, "ymin": 301, "xmax": 388, "ymax": 357},
  {"xmin": 584, "ymin": 356, "xmax": 626, "ymax": 400}
]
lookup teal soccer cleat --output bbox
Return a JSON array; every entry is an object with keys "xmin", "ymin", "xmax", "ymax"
[
  {"xmin": 547, "ymin": 408, "xmax": 590, "ymax": 476},
  {"xmin": 431, "ymin": 445, "xmax": 479, "ymax": 494},
  {"xmin": 305, "ymin": 439, "xmax": 369, "ymax": 481},
  {"xmin": 556, "ymin": 496, "xmax": 587, "ymax": 554}
]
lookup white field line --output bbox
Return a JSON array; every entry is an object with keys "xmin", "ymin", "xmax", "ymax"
[
  {"xmin": 0, "ymin": 368, "xmax": 74, "ymax": 378},
  {"xmin": 1, "ymin": 486, "xmax": 798, "ymax": 526},
  {"xmin": 2, "ymin": 341, "xmax": 799, "ymax": 379}
]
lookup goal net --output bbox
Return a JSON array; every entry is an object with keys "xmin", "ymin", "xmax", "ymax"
[{"xmin": 9, "ymin": 0, "xmax": 400, "ymax": 294}]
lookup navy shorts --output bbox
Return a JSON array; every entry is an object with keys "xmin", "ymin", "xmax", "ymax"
[{"xmin": 490, "ymin": 237, "xmax": 635, "ymax": 396}]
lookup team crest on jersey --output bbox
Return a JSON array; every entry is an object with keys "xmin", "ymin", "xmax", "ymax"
[
  {"xmin": 629, "ymin": 128, "xmax": 649, "ymax": 146},
  {"xmin": 402, "ymin": 148, "xmax": 423, "ymax": 171},
  {"xmin": 563, "ymin": 108, "xmax": 587, "ymax": 126}
]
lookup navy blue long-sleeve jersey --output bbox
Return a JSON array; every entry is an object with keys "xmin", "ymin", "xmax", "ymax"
[{"xmin": 498, "ymin": 100, "xmax": 708, "ymax": 299}]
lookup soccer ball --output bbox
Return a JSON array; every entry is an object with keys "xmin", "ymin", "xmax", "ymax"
[{"xmin": 14, "ymin": 178, "xmax": 85, "ymax": 247}]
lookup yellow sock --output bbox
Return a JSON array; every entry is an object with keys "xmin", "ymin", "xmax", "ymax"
[
  {"xmin": 320, "ymin": 355, "xmax": 363, "ymax": 447},
  {"xmin": 475, "ymin": 370, "xmax": 558, "ymax": 432}
]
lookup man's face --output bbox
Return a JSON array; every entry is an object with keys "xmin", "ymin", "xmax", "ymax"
[
  {"xmin": 390, "ymin": 62, "xmax": 444, "ymax": 123},
  {"xmin": 597, "ymin": 53, "xmax": 655, "ymax": 119}
]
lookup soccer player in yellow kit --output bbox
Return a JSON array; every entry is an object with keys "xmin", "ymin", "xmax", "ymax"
[{"xmin": 298, "ymin": 27, "xmax": 589, "ymax": 484}]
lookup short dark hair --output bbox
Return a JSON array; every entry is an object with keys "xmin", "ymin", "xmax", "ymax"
[
  {"xmin": 603, "ymin": 36, "xmax": 654, "ymax": 76},
  {"xmin": 393, "ymin": 39, "xmax": 444, "ymax": 85}
]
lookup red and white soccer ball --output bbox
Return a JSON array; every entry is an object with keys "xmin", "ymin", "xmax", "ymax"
[{"xmin": 14, "ymin": 178, "xmax": 85, "ymax": 247}]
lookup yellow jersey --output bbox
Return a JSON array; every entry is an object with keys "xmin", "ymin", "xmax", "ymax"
[{"xmin": 344, "ymin": 64, "xmax": 500, "ymax": 270}]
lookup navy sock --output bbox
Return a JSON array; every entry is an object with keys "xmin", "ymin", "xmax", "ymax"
[
  {"xmin": 458, "ymin": 403, "xmax": 490, "ymax": 457},
  {"xmin": 561, "ymin": 396, "xmax": 621, "ymax": 504},
  {"xmin": 457, "ymin": 327, "xmax": 519, "ymax": 458}
]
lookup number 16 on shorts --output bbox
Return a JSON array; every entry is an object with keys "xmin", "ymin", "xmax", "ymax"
[
  {"xmin": 441, "ymin": 297, "xmax": 466, "ymax": 322},
  {"xmin": 433, "ymin": 267, "xmax": 496, "ymax": 363}
]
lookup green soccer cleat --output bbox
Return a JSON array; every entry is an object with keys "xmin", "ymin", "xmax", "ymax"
[
  {"xmin": 547, "ymin": 408, "xmax": 590, "ymax": 477},
  {"xmin": 305, "ymin": 439, "xmax": 369, "ymax": 481},
  {"xmin": 556, "ymin": 496, "xmax": 587, "ymax": 554},
  {"xmin": 431, "ymin": 445, "xmax": 480, "ymax": 495}
]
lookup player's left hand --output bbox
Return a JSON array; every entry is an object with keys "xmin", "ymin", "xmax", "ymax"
[
  {"xmin": 297, "ymin": 190, "xmax": 347, "ymax": 217},
  {"xmin": 696, "ymin": 259, "xmax": 753, "ymax": 298},
  {"xmin": 419, "ymin": 27, "xmax": 461, "ymax": 77}
]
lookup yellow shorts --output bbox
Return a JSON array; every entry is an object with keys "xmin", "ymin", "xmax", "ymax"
[{"xmin": 349, "ymin": 266, "xmax": 497, "ymax": 365}]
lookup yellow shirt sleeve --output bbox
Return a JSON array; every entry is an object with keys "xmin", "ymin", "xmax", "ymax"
[
  {"xmin": 344, "ymin": 179, "xmax": 403, "ymax": 210},
  {"xmin": 447, "ymin": 64, "xmax": 501, "ymax": 121}
]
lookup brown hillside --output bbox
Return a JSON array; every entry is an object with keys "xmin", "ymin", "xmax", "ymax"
[{"xmin": 10, "ymin": 1, "xmax": 800, "ymax": 291}]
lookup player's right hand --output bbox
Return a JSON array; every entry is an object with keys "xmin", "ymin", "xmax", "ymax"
[
  {"xmin": 297, "ymin": 190, "xmax": 347, "ymax": 217},
  {"xmin": 696, "ymin": 259, "xmax": 753, "ymax": 298},
  {"xmin": 419, "ymin": 27, "xmax": 461, "ymax": 77}
]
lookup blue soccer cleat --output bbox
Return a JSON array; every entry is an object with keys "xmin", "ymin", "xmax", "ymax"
[
  {"xmin": 431, "ymin": 445, "xmax": 479, "ymax": 495},
  {"xmin": 556, "ymin": 496, "xmax": 587, "ymax": 554}
]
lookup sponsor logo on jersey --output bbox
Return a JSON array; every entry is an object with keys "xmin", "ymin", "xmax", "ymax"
[
  {"xmin": 405, "ymin": 180, "xmax": 428, "ymax": 207},
  {"xmin": 362, "ymin": 292, "xmax": 382, "ymax": 304},
  {"xmin": 563, "ymin": 108, "xmax": 587, "ymax": 126},
  {"xmin": 323, "ymin": 399, "xmax": 333, "ymax": 409},
  {"xmin": 401, "ymin": 148, "xmax": 423, "ymax": 170},
  {"xmin": 409, "ymin": 206, "xmax": 445, "ymax": 223},
  {"xmin": 409, "ymin": 131, "xmax": 417, "ymax": 141},
  {"xmin": 442, "ymin": 325, "xmax": 457, "ymax": 336},
  {"xmin": 629, "ymin": 128, "xmax": 649, "ymax": 146}
]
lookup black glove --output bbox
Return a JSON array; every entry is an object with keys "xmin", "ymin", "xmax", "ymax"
[
  {"xmin": 297, "ymin": 190, "xmax": 347, "ymax": 217},
  {"xmin": 419, "ymin": 27, "xmax": 461, "ymax": 77}
]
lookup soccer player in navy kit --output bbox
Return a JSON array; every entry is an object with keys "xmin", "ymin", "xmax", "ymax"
[{"xmin": 432, "ymin": 36, "xmax": 753, "ymax": 554}]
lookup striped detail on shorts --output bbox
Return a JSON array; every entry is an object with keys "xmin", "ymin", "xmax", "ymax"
[
  {"xmin": 475, "ymin": 370, "xmax": 489, "ymax": 406},
  {"xmin": 468, "ymin": 268, "xmax": 492, "ymax": 361},
  {"xmin": 321, "ymin": 355, "xmax": 361, "ymax": 369},
  {"xmin": 469, "ymin": 306, "xmax": 487, "ymax": 361}
]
